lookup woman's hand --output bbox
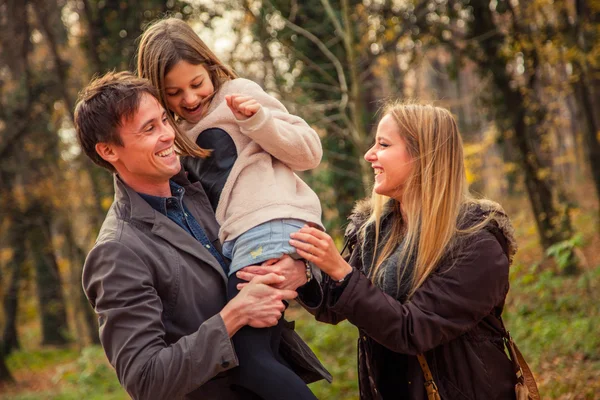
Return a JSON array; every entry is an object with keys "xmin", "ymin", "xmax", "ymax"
[
  {"xmin": 225, "ymin": 94, "xmax": 261, "ymax": 120},
  {"xmin": 289, "ymin": 226, "xmax": 353, "ymax": 281}
]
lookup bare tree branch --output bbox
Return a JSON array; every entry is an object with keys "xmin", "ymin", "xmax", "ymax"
[
  {"xmin": 281, "ymin": 42, "xmax": 339, "ymax": 86},
  {"xmin": 269, "ymin": 3, "xmax": 349, "ymax": 112},
  {"xmin": 320, "ymin": 0, "xmax": 346, "ymax": 43}
]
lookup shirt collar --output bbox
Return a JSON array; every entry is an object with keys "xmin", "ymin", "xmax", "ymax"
[{"xmin": 138, "ymin": 180, "xmax": 186, "ymax": 215}]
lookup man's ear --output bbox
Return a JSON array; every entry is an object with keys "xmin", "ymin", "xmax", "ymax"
[{"xmin": 95, "ymin": 142, "xmax": 119, "ymax": 163}]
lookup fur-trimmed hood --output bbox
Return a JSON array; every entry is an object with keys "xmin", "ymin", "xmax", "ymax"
[{"xmin": 344, "ymin": 197, "xmax": 518, "ymax": 265}]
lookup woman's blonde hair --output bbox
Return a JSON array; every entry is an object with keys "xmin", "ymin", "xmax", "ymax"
[
  {"xmin": 136, "ymin": 17, "xmax": 238, "ymax": 158},
  {"xmin": 364, "ymin": 101, "xmax": 488, "ymax": 299}
]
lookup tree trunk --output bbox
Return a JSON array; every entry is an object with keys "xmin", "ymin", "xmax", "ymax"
[
  {"xmin": 64, "ymin": 222, "xmax": 100, "ymax": 345},
  {"xmin": 469, "ymin": 1, "xmax": 579, "ymax": 273},
  {"xmin": 566, "ymin": 0, "xmax": 600, "ymax": 225},
  {"xmin": 573, "ymin": 73, "xmax": 600, "ymax": 210},
  {"xmin": 79, "ymin": 0, "xmax": 103, "ymax": 75},
  {"xmin": 0, "ymin": 345, "xmax": 14, "ymax": 384},
  {"xmin": 28, "ymin": 205, "xmax": 70, "ymax": 346},
  {"xmin": 33, "ymin": 0, "xmax": 109, "ymax": 235},
  {"xmin": 2, "ymin": 211, "xmax": 26, "ymax": 355},
  {"xmin": 79, "ymin": 279, "xmax": 100, "ymax": 345}
]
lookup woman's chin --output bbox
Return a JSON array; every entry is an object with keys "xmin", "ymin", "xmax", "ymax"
[
  {"xmin": 373, "ymin": 187, "xmax": 389, "ymax": 197},
  {"xmin": 373, "ymin": 186, "xmax": 403, "ymax": 201}
]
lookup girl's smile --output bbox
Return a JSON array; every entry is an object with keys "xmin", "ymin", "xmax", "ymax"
[{"xmin": 164, "ymin": 60, "xmax": 215, "ymax": 124}]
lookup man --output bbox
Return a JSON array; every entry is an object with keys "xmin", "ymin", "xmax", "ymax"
[{"xmin": 75, "ymin": 71, "xmax": 328, "ymax": 400}]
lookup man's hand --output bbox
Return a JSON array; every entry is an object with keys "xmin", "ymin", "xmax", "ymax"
[
  {"xmin": 220, "ymin": 273, "xmax": 297, "ymax": 337},
  {"xmin": 225, "ymin": 94, "xmax": 261, "ymax": 120},
  {"xmin": 236, "ymin": 255, "xmax": 307, "ymax": 291}
]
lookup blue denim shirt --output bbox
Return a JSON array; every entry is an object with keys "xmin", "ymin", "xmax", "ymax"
[{"xmin": 138, "ymin": 181, "xmax": 229, "ymax": 274}]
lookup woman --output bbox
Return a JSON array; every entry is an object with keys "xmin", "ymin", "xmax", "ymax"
[{"xmin": 242, "ymin": 102, "xmax": 519, "ymax": 399}]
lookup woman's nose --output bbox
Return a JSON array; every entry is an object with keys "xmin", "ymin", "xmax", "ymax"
[{"xmin": 364, "ymin": 146, "xmax": 376, "ymax": 162}]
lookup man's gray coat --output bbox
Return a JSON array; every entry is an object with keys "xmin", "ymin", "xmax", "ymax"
[{"xmin": 83, "ymin": 173, "xmax": 329, "ymax": 399}]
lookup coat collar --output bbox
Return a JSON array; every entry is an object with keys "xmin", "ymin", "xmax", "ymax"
[
  {"xmin": 345, "ymin": 197, "xmax": 518, "ymax": 264},
  {"xmin": 112, "ymin": 172, "xmax": 227, "ymax": 282},
  {"xmin": 113, "ymin": 169, "xmax": 196, "ymax": 221},
  {"xmin": 113, "ymin": 173, "xmax": 156, "ymax": 223}
]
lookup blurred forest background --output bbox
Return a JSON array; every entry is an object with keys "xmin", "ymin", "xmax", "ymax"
[{"xmin": 0, "ymin": 0, "xmax": 599, "ymax": 399}]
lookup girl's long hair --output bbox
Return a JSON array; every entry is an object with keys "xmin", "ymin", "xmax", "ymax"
[
  {"xmin": 136, "ymin": 17, "xmax": 237, "ymax": 158},
  {"xmin": 363, "ymin": 101, "xmax": 489, "ymax": 299}
]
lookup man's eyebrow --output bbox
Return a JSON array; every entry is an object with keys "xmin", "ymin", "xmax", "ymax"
[
  {"xmin": 137, "ymin": 111, "xmax": 167, "ymax": 131},
  {"xmin": 137, "ymin": 116, "xmax": 157, "ymax": 132}
]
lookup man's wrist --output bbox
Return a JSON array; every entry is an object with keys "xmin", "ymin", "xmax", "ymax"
[{"xmin": 220, "ymin": 301, "xmax": 246, "ymax": 337}]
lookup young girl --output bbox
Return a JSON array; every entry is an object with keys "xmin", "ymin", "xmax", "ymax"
[{"xmin": 137, "ymin": 17, "xmax": 323, "ymax": 400}]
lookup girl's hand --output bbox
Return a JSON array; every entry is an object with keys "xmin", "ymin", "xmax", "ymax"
[
  {"xmin": 289, "ymin": 226, "xmax": 353, "ymax": 280},
  {"xmin": 225, "ymin": 94, "xmax": 261, "ymax": 120}
]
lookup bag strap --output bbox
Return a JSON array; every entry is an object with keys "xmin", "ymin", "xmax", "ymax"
[
  {"xmin": 417, "ymin": 353, "xmax": 441, "ymax": 400},
  {"xmin": 504, "ymin": 331, "xmax": 541, "ymax": 399},
  {"xmin": 496, "ymin": 315, "xmax": 540, "ymax": 399},
  {"xmin": 504, "ymin": 331, "xmax": 525, "ymax": 384}
]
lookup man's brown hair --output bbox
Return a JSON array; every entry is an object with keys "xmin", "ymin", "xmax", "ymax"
[{"xmin": 74, "ymin": 71, "xmax": 207, "ymax": 172}]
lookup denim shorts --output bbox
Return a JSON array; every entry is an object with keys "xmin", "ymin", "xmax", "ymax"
[{"xmin": 222, "ymin": 218, "xmax": 306, "ymax": 276}]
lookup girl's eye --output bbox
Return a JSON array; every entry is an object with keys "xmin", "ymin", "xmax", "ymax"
[
  {"xmin": 162, "ymin": 117, "xmax": 169, "ymax": 125},
  {"xmin": 145, "ymin": 125, "xmax": 154, "ymax": 132},
  {"xmin": 378, "ymin": 142, "xmax": 389, "ymax": 148},
  {"xmin": 191, "ymin": 82, "xmax": 202, "ymax": 89},
  {"xmin": 166, "ymin": 92, "xmax": 178, "ymax": 97}
]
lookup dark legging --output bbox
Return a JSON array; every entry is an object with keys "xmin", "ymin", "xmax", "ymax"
[{"xmin": 227, "ymin": 275, "xmax": 318, "ymax": 400}]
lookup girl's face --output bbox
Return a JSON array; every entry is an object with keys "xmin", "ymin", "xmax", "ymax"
[
  {"xmin": 364, "ymin": 114, "xmax": 414, "ymax": 200},
  {"xmin": 164, "ymin": 60, "xmax": 215, "ymax": 124}
]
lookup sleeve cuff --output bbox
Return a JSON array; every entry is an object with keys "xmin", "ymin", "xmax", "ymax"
[
  {"xmin": 236, "ymin": 106, "xmax": 270, "ymax": 137},
  {"xmin": 328, "ymin": 268, "xmax": 361, "ymax": 312},
  {"xmin": 297, "ymin": 278, "xmax": 324, "ymax": 310},
  {"xmin": 193, "ymin": 314, "xmax": 239, "ymax": 376}
]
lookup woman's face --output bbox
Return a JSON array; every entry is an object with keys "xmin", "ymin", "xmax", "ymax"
[
  {"xmin": 364, "ymin": 114, "xmax": 414, "ymax": 200},
  {"xmin": 163, "ymin": 60, "xmax": 215, "ymax": 124}
]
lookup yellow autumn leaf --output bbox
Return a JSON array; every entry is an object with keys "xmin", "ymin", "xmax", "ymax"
[
  {"xmin": 0, "ymin": 248, "xmax": 14, "ymax": 263},
  {"xmin": 101, "ymin": 196, "xmax": 113, "ymax": 211}
]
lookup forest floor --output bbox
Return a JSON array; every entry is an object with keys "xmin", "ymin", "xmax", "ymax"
[{"xmin": 1, "ymin": 187, "xmax": 599, "ymax": 400}]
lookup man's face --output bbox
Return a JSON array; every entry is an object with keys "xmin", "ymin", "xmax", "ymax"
[{"xmin": 101, "ymin": 93, "xmax": 181, "ymax": 196}]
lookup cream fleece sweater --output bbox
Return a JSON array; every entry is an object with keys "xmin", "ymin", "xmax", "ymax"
[{"xmin": 180, "ymin": 78, "xmax": 324, "ymax": 243}]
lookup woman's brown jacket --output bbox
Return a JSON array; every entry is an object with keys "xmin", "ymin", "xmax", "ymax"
[{"xmin": 299, "ymin": 200, "xmax": 518, "ymax": 399}]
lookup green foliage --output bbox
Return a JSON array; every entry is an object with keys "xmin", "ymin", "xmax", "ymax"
[
  {"xmin": 3, "ymin": 347, "xmax": 127, "ymax": 400},
  {"xmin": 545, "ymin": 233, "xmax": 584, "ymax": 273},
  {"xmin": 508, "ymin": 268, "xmax": 599, "ymax": 357},
  {"xmin": 505, "ymin": 262, "xmax": 600, "ymax": 396},
  {"xmin": 295, "ymin": 316, "xmax": 359, "ymax": 399},
  {"xmin": 52, "ymin": 346, "xmax": 124, "ymax": 399},
  {"xmin": 6, "ymin": 348, "xmax": 78, "ymax": 373}
]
